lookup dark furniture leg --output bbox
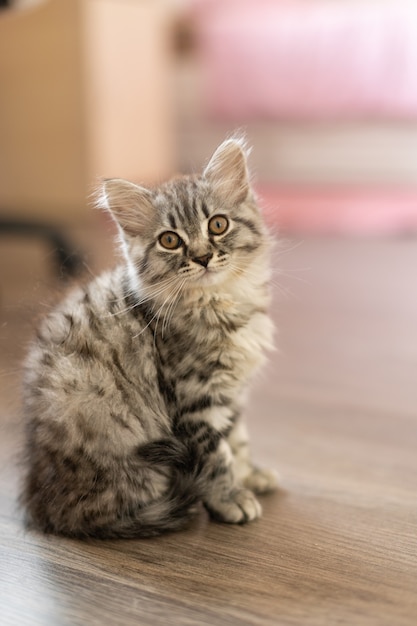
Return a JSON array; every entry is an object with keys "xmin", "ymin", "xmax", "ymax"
[{"xmin": 0, "ymin": 219, "xmax": 83, "ymax": 279}]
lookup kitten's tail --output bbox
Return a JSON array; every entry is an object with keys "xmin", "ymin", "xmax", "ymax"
[{"xmin": 90, "ymin": 438, "xmax": 206, "ymax": 539}]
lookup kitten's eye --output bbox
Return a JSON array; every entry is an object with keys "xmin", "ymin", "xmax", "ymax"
[
  {"xmin": 159, "ymin": 231, "xmax": 182, "ymax": 250},
  {"xmin": 208, "ymin": 215, "xmax": 229, "ymax": 236}
]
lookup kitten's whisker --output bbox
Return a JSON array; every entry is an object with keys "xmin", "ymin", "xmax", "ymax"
[
  {"xmin": 110, "ymin": 275, "xmax": 176, "ymax": 306},
  {"xmin": 0, "ymin": 368, "xmax": 22, "ymax": 379},
  {"xmin": 161, "ymin": 279, "xmax": 186, "ymax": 338},
  {"xmin": 228, "ymin": 261, "xmax": 293, "ymax": 300},
  {"xmin": 133, "ymin": 279, "xmax": 181, "ymax": 340},
  {"xmin": 271, "ymin": 238, "xmax": 305, "ymax": 259},
  {"xmin": 229, "ymin": 261, "xmax": 294, "ymax": 291},
  {"xmin": 105, "ymin": 276, "xmax": 178, "ymax": 318},
  {"xmin": 131, "ymin": 310, "xmax": 159, "ymax": 339},
  {"xmin": 138, "ymin": 276, "xmax": 180, "ymax": 299},
  {"xmin": 161, "ymin": 285, "xmax": 179, "ymax": 338},
  {"xmin": 228, "ymin": 262, "xmax": 269, "ymax": 283},
  {"xmin": 135, "ymin": 280, "xmax": 179, "ymax": 309},
  {"xmin": 81, "ymin": 260, "xmax": 98, "ymax": 279},
  {"xmin": 273, "ymin": 267, "xmax": 312, "ymax": 286},
  {"xmin": 153, "ymin": 280, "xmax": 182, "ymax": 341}
]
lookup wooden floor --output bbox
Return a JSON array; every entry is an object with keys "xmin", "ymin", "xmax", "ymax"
[{"xmin": 1, "ymin": 227, "xmax": 417, "ymax": 625}]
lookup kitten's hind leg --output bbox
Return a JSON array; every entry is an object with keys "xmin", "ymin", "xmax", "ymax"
[{"xmin": 228, "ymin": 419, "xmax": 279, "ymax": 495}]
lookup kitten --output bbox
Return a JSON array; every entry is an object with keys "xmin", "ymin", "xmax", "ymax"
[{"xmin": 21, "ymin": 137, "xmax": 278, "ymax": 538}]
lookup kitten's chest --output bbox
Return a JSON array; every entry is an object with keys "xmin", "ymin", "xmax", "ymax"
[{"xmin": 159, "ymin": 295, "xmax": 274, "ymax": 391}]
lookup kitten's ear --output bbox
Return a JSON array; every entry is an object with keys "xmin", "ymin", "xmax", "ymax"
[
  {"xmin": 99, "ymin": 178, "xmax": 153, "ymax": 236},
  {"xmin": 203, "ymin": 137, "xmax": 251, "ymax": 204}
]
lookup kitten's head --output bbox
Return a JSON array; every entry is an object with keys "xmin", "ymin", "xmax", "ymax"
[{"xmin": 100, "ymin": 137, "xmax": 269, "ymax": 298}]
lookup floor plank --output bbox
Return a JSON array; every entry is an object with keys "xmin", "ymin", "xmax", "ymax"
[{"xmin": 1, "ymin": 231, "xmax": 417, "ymax": 625}]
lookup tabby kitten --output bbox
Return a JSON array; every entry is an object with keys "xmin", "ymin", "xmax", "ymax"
[{"xmin": 22, "ymin": 137, "xmax": 277, "ymax": 538}]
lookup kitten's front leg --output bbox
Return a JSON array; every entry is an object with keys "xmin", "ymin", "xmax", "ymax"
[
  {"xmin": 202, "ymin": 438, "xmax": 262, "ymax": 524},
  {"xmin": 228, "ymin": 418, "xmax": 279, "ymax": 495},
  {"xmin": 174, "ymin": 406, "xmax": 261, "ymax": 523}
]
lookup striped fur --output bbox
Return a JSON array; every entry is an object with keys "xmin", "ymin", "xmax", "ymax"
[{"xmin": 21, "ymin": 138, "xmax": 278, "ymax": 538}]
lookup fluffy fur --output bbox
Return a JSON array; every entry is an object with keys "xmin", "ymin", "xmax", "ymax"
[{"xmin": 21, "ymin": 138, "xmax": 277, "ymax": 538}]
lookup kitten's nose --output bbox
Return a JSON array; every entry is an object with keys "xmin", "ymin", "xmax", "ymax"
[{"xmin": 192, "ymin": 253, "xmax": 213, "ymax": 268}]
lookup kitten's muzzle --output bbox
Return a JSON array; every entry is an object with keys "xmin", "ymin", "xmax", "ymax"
[{"xmin": 192, "ymin": 253, "xmax": 213, "ymax": 268}]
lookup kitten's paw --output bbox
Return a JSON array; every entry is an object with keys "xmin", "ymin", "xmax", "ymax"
[
  {"xmin": 205, "ymin": 488, "xmax": 262, "ymax": 524},
  {"xmin": 243, "ymin": 467, "xmax": 279, "ymax": 494}
]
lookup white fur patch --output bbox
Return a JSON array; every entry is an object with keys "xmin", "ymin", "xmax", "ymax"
[
  {"xmin": 231, "ymin": 312, "xmax": 275, "ymax": 378},
  {"xmin": 208, "ymin": 406, "xmax": 234, "ymax": 432}
]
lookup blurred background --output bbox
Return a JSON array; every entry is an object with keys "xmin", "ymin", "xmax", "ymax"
[
  {"xmin": 1, "ymin": 0, "xmax": 417, "ymax": 301},
  {"xmin": 2, "ymin": 4, "xmax": 417, "ymax": 621}
]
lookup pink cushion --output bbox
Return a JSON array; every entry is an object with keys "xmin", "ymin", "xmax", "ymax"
[
  {"xmin": 258, "ymin": 186, "xmax": 417, "ymax": 234},
  {"xmin": 192, "ymin": 0, "xmax": 417, "ymax": 120}
]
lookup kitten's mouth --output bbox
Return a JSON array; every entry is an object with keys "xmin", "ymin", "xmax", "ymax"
[
  {"xmin": 183, "ymin": 263, "xmax": 229, "ymax": 287},
  {"xmin": 195, "ymin": 266, "xmax": 226, "ymax": 285}
]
